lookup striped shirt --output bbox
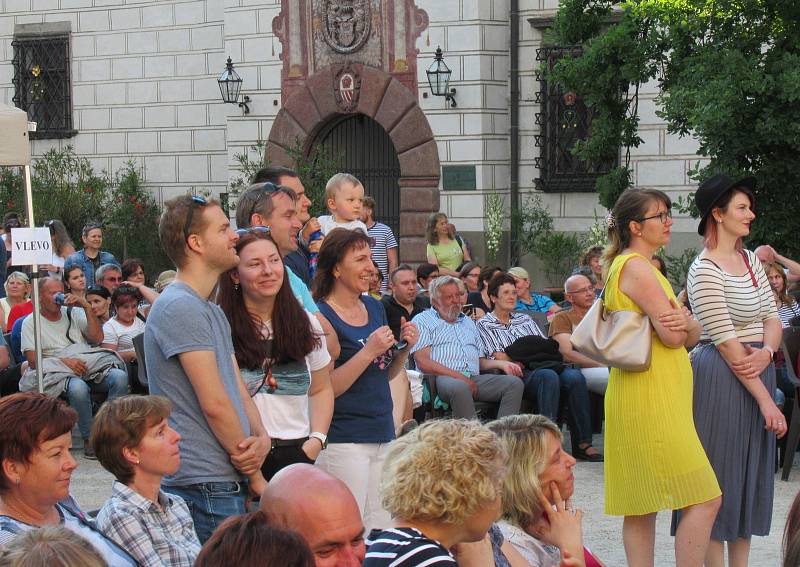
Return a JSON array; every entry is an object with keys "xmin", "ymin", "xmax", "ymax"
[
  {"xmin": 410, "ymin": 308, "xmax": 482, "ymax": 376},
  {"xmin": 687, "ymin": 249, "xmax": 779, "ymax": 345},
  {"xmin": 367, "ymin": 221, "xmax": 398, "ymax": 293},
  {"xmin": 476, "ymin": 312, "xmax": 545, "ymax": 358},
  {"xmin": 364, "ymin": 527, "xmax": 456, "ymax": 566},
  {"xmin": 96, "ymin": 481, "xmax": 201, "ymax": 567},
  {"xmin": 778, "ymin": 300, "xmax": 800, "ymax": 328}
]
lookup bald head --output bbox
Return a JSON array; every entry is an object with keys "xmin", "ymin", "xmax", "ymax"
[
  {"xmin": 564, "ymin": 274, "xmax": 591, "ymax": 293},
  {"xmin": 564, "ymin": 274, "xmax": 595, "ymax": 310},
  {"xmin": 261, "ymin": 464, "xmax": 365, "ymax": 567}
]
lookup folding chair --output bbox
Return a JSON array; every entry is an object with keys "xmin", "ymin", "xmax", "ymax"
[
  {"xmin": 131, "ymin": 333, "xmax": 149, "ymax": 392},
  {"xmin": 780, "ymin": 326, "xmax": 800, "ymax": 480}
]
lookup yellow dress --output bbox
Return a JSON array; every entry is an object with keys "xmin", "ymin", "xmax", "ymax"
[{"xmin": 604, "ymin": 253, "xmax": 720, "ymax": 515}]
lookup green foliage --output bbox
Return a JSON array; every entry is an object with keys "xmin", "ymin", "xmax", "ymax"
[
  {"xmin": 0, "ymin": 146, "xmax": 170, "ymax": 279},
  {"xmin": 512, "ymin": 194, "xmax": 554, "ymax": 262},
  {"xmin": 584, "ymin": 210, "xmax": 608, "ymax": 248},
  {"xmin": 550, "ymin": 0, "xmax": 800, "ymax": 257},
  {"xmin": 227, "ymin": 140, "xmax": 266, "ymax": 213},
  {"xmin": 285, "ymin": 138, "xmax": 340, "ymax": 219},
  {"xmin": 664, "ymin": 247, "xmax": 699, "ymax": 291},
  {"xmin": 484, "ymin": 192, "xmax": 504, "ymax": 262}
]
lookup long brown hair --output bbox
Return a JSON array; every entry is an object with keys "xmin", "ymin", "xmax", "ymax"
[
  {"xmin": 765, "ymin": 262, "xmax": 793, "ymax": 305},
  {"xmin": 784, "ymin": 491, "xmax": 800, "ymax": 567},
  {"xmin": 425, "ymin": 212, "xmax": 447, "ymax": 245},
  {"xmin": 311, "ymin": 228, "xmax": 373, "ymax": 301},
  {"xmin": 601, "ymin": 188, "xmax": 671, "ymax": 277},
  {"xmin": 217, "ymin": 231, "xmax": 319, "ymax": 370}
]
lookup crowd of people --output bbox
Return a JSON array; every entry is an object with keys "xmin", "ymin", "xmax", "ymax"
[{"xmin": 0, "ymin": 169, "xmax": 799, "ymax": 567}]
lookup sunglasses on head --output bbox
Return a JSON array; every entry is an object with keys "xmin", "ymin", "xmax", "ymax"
[
  {"xmin": 235, "ymin": 226, "xmax": 271, "ymax": 238},
  {"xmin": 183, "ymin": 195, "xmax": 209, "ymax": 242},
  {"xmin": 246, "ymin": 183, "xmax": 281, "ymax": 224}
]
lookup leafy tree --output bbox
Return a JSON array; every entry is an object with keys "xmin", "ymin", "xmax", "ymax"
[{"xmin": 549, "ymin": 0, "xmax": 800, "ymax": 257}]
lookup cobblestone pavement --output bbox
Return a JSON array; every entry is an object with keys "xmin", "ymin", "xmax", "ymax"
[{"xmin": 69, "ymin": 434, "xmax": 798, "ymax": 566}]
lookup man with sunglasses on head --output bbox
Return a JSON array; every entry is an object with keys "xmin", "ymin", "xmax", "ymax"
[
  {"xmin": 65, "ymin": 223, "xmax": 119, "ymax": 288},
  {"xmin": 144, "ymin": 195, "xmax": 271, "ymax": 543}
]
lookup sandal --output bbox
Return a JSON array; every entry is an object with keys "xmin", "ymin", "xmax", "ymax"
[{"xmin": 573, "ymin": 445, "xmax": 604, "ymax": 462}]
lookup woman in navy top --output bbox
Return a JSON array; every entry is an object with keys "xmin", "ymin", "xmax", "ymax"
[{"xmin": 312, "ymin": 229, "xmax": 418, "ymax": 533}]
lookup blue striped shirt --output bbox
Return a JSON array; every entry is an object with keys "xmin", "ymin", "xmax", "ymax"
[{"xmin": 410, "ymin": 308, "xmax": 482, "ymax": 376}]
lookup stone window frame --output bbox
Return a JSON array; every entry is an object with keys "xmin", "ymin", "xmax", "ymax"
[{"xmin": 12, "ymin": 22, "xmax": 77, "ymax": 140}]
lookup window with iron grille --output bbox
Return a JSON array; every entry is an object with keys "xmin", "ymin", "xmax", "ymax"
[
  {"xmin": 12, "ymin": 23, "xmax": 76, "ymax": 140},
  {"xmin": 534, "ymin": 46, "xmax": 615, "ymax": 192}
]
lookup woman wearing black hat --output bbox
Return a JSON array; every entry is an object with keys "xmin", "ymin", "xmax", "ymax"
[{"xmin": 682, "ymin": 174, "xmax": 784, "ymax": 566}]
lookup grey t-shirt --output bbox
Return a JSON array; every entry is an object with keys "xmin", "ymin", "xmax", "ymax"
[{"xmin": 144, "ymin": 282, "xmax": 249, "ymax": 486}]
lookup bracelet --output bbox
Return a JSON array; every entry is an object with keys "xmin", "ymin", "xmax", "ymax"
[{"xmin": 763, "ymin": 345, "xmax": 775, "ymax": 357}]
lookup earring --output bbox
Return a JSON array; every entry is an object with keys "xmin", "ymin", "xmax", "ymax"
[
  {"xmin": 234, "ymin": 283, "xmax": 239, "ymax": 291},
  {"xmin": 716, "ymin": 219, "xmax": 723, "ymax": 224},
  {"xmin": 135, "ymin": 459, "xmax": 140, "ymax": 465}
]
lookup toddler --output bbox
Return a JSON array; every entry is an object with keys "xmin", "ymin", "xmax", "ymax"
[{"xmin": 318, "ymin": 173, "xmax": 369, "ymax": 236}]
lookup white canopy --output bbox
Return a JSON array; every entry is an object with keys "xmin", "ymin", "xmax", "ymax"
[{"xmin": 0, "ymin": 103, "xmax": 31, "ymax": 166}]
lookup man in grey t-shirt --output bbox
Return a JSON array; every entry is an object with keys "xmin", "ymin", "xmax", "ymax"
[{"xmin": 145, "ymin": 195, "xmax": 270, "ymax": 543}]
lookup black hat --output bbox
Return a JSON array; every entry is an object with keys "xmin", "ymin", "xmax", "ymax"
[{"xmin": 695, "ymin": 174, "xmax": 756, "ymax": 235}]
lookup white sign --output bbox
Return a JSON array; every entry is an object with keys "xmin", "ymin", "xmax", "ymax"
[{"xmin": 10, "ymin": 227, "xmax": 53, "ymax": 266}]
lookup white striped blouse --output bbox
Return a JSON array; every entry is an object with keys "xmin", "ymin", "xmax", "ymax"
[{"xmin": 687, "ymin": 249, "xmax": 779, "ymax": 345}]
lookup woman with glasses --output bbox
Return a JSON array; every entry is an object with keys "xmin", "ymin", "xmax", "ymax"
[
  {"xmin": 602, "ymin": 188, "xmax": 721, "ymax": 566},
  {"xmin": 217, "ymin": 227, "xmax": 334, "ymax": 480}
]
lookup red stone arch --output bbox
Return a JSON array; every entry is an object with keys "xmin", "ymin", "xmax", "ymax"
[{"xmin": 265, "ymin": 64, "xmax": 439, "ymax": 263}]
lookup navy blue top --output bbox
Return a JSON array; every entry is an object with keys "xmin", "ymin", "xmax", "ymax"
[{"xmin": 317, "ymin": 296, "xmax": 395, "ymax": 444}]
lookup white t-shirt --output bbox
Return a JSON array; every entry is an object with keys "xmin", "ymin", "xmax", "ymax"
[
  {"xmin": 21, "ymin": 307, "xmax": 89, "ymax": 357},
  {"xmin": 318, "ymin": 215, "xmax": 369, "ymax": 236},
  {"xmin": 103, "ymin": 316, "xmax": 146, "ymax": 352},
  {"xmin": 241, "ymin": 310, "xmax": 330, "ymax": 440}
]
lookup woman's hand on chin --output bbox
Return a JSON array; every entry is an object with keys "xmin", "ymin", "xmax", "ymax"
[{"xmin": 532, "ymin": 483, "xmax": 584, "ymax": 555}]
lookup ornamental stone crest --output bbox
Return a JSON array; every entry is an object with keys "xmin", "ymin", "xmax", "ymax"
[
  {"xmin": 322, "ymin": 0, "xmax": 371, "ymax": 54},
  {"xmin": 334, "ymin": 66, "xmax": 361, "ymax": 111}
]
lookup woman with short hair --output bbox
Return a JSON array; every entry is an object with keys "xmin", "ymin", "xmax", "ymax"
[
  {"xmin": 0, "ymin": 272, "xmax": 30, "ymax": 332},
  {"xmin": 86, "ymin": 285, "xmax": 111, "ymax": 325},
  {"xmin": 0, "ymin": 525, "xmax": 107, "ymax": 567},
  {"xmin": 92, "ymin": 395, "xmax": 201, "ymax": 567},
  {"xmin": 121, "ymin": 258, "xmax": 159, "ymax": 313},
  {"xmin": 578, "ymin": 245, "xmax": 604, "ymax": 295},
  {"xmin": 0, "ymin": 392, "xmax": 136, "ymax": 566},
  {"xmin": 459, "ymin": 262, "xmax": 482, "ymax": 294},
  {"xmin": 101, "ymin": 287, "xmax": 145, "ymax": 363},
  {"xmin": 364, "ymin": 419, "xmax": 507, "ymax": 566}
]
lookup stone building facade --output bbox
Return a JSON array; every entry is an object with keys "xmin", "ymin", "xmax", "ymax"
[{"xmin": 2, "ymin": 0, "xmax": 704, "ymax": 284}]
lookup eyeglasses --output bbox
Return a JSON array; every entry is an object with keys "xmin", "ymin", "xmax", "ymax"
[
  {"xmin": 45, "ymin": 220, "xmax": 56, "ymax": 228},
  {"xmin": 246, "ymin": 339, "xmax": 275, "ymax": 397},
  {"xmin": 566, "ymin": 285, "xmax": 595, "ymax": 295},
  {"xmin": 83, "ymin": 222, "xmax": 102, "ymax": 233},
  {"xmin": 246, "ymin": 182, "xmax": 281, "ymax": 225},
  {"xmin": 637, "ymin": 210, "xmax": 672, "ymax": 224},
  {"xmin": 235, "ymin": 226, "xmax": 271, "ymax": 238},
  {"xmin": 183, "ymin": 195, "xmax": 208, "ymax": 242}
]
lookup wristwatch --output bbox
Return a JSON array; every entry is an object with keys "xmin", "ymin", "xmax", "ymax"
[{"xmin": 309, "ymin": 432, "xmax": 328, "ymax": 450}]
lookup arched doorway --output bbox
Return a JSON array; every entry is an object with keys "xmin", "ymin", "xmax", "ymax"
[{"xmin": 312, "ymin": 114, "xmax": 401, "ymax": 238}]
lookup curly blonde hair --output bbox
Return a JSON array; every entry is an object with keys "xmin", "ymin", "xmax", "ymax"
[
  {"xmin": 381, "ymin": 419, "xmax": 507, "ymax": 525},
  {"xmin": 487, "ymin": 414, "xmax": 561, "ymax": 529}
]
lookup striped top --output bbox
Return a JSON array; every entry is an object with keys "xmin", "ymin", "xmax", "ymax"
[
  {"xmin": 778, "ymin": 300, "xmax": 800, "ymax": 328},
  {"xmin": 411, "ymin": 308, "xmax": 482, "ymax": 376},
  {"xmin": 687, "ymin": 249, "xmax": 779, "ymax": 345},
  {"xmin": 476, "ymin": 311, "xmax": 545, "ymax": 358},
  {"xmin": 367, "ymin": 221, "xmax": 398, "ymax": 293},
  {"xmin": 364, "ymin": 528, "xmax": 456, "ymax": 566}
]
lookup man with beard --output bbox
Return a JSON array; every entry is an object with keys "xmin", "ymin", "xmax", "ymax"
[{"xmin": 411, "ymin": 276, "xmax": 524, "ymax": 419}]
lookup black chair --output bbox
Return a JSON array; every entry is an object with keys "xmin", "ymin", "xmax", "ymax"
[
  {"xmin": 131, "ymin": 333, "xmax": 148, "ymax": 392},
  {"xmin": 780, "ymin": 326, "xmax": 800, "ymax": 480},
  {"xmin": 513, "ymin": 309, "xmax": 550, "ymax": 335}
]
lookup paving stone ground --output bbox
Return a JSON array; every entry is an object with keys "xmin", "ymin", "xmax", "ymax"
[{"xmin": 69, "ymin": 432, "xmax": 798, "ymax": 566}]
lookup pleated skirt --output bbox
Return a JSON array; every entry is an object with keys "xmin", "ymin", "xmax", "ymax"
[{"xmin": 683, "ymin": 342, "xmax": 776, "ymax": 540}]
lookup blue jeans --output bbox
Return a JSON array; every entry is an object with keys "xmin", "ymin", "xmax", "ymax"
[
  {"xmin": 65, "ymin": 368, "xmax": 129, "ymax": 438},
  {"xmin": 523, "ymin": 366, "xmax": 593, "ymax": 446},
  {"xmin": 163, "ymin": 481, "xmax": 248, "ymax": 543}
]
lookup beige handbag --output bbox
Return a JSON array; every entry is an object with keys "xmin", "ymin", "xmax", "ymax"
[{"xmin": 570, "ymin": 288, "xmax": 652, "ymax": 372}]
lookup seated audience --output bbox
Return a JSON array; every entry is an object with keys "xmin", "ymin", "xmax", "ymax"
[
  {"xmin": 489, "ymin": 414, "xmax": 605, "ymax": 567},
  {"xmin": 195, "ymin": 511, "xmax": 314, "ymax": 567},
  {"xmin": 0, "ymin": 332, "xmax": 20, "ymax": 397},
  {"xmin": 415, "ymin": 263, "xmax": 439, "ymax": 308},
  {"xmin": 153, "ymin": 270, "xmax": 176, "ymax": 293},
  {"xmin": 382, "ymin": 265, "xmax": 427, "ymax": 341},
  {"xmin": 459, "ymin": 262, "xmax": 482, "ymax": 294},
  {"xmin": 313, "ymin": 229, "xmax": 418, "ymax": 531},
  {"xmin": 549, "ymin": 274, "xmax": 610, "ymax": 396},
  {"xmin": 477, "ymin": 273, "xmax": 601, "ymax": 462},
  {"xmin": 121, "ymin": 258, "xmax": 159, "ymax": 311},
  {"xmin": 65, "ymin": 223, "xmax": 119, "ymax": 288},
  {"xmin": 64, "ymin": 265, "xmax": 87, "ymax": 298},
  {"xmin": 364, "ymin": 419, "xmax": 506, "ymax": 566},
  {"xmin": 756, "ymin": 245, "xmax": 800, "ymax": 284},
  {"xmin": 92, "ymin": 395, "xmax": 201, "ymax": 566},
  {"xmin": 764, "ymin": 262, "xmax": 800, "ymax": 327},
  {"xmin": 86, "ymin": 285, "xmax": 112, "ymax": 325},
  {"xmin": 411, "ymin": 275, "xmax": 524, "ymax": 420},
  {"xmin": 508, "ymin": 267, "xmax": 562, "ymax": 316},
  {"xmin": 468, "ymin": 265, "xmax": 503, "ymax": 314},
  {"xmin": 0, "ymin": 392, "xmax": 136, "ymax": 565},
  {"xmin": 96, "ymin": 264, "xmax": 123, "ymax": 295},
  {"xmin": 459, "ymin": 280, "xmax": 486, "ymax": 321},
  {"xmin": 0, "ymin": 525, "xmax": 106, "ymax": 567},
  {"xmin": 1, "ymin": 272, "xmax": 30, "ymax": 332},
  {"xmin": 261, "ymin": 463, "xmax": 366, "ymax": 567},
  {"xmin": 217, "ymin": 228, "xmax": 333, "ymax": 481},
  {"xmin": 101, "ymin": 287, "xmax": 146, "ymax": 364},
  {"xmin": 577, "ymin": 245, "xmax": 604, "ymax": 296},
  {"xmin": 20, "ymin": 277, "xmax": 128, "ymax": 459}
]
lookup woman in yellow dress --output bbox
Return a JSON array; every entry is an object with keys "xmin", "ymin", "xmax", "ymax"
[{"xmin": 602, "ymin": 188, "xmax": 721, "ymax": 567}]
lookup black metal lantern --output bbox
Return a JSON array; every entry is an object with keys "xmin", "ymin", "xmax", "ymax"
[
  {"xmin": 426, "ymin": 46, "xmax": 457, "ymax": 107},
  {"xmin": 218, "ymin": 57, "xmax": 250, "ymax": 114}
]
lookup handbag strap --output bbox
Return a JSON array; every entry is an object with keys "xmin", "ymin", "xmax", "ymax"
[{"xmin": 739, "ymin": 250, "xmax": 758, "ymax": 289}]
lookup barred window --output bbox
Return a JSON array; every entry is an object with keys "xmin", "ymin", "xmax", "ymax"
[
  {"xmin": 12, "ymin": 23, "xmax": 76, "ymax": 140},
  {"xmin": 534, "ymin": 46, "xmax": 614, "ymax": 192}
]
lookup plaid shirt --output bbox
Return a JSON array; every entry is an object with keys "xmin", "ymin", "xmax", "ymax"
[{"xmin": 96, "ymin": 482, "xmax": 201, "ymax": 567}]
